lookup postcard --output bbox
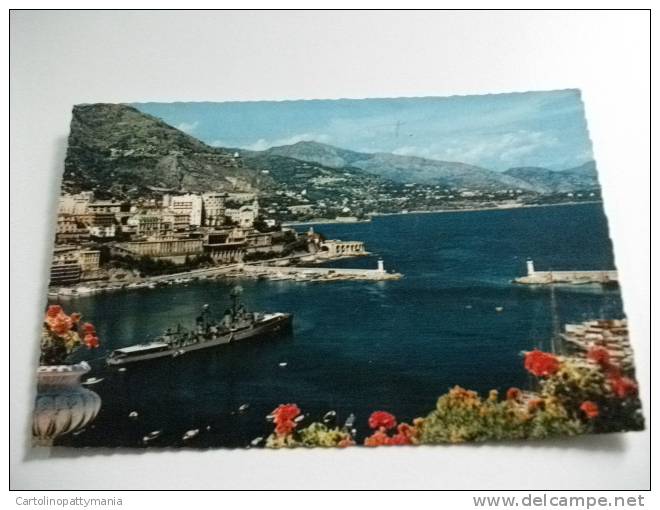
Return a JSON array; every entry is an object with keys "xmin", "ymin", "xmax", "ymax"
[{"xmin": 33, "ymin": 91, "xmax": 644, "ymax": 449}]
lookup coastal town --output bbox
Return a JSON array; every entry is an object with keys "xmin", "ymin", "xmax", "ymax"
[
  {"xmin": 259, "ymin": 176, "xmax": 603, "ymax": 224},
  {"xmin": 50, "ymin": 184, "xmax": 606, "ymax": 297},
  {"xmin": 49, "ymin": 189, "xmax": 395, "ymax": 296}
]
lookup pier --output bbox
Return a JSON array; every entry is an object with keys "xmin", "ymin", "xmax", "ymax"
[
  {"xmin": 240, "ymin": 259, "xmax": 402, "ymax": 282},
  {"xmin": 514, "ymin": 259, "xmax": 618, "ymax": 285}
]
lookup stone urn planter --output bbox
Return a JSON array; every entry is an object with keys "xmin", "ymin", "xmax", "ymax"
[{"xmin": 33, "ymin": 361, "xmax": 101, "ymax": 446}]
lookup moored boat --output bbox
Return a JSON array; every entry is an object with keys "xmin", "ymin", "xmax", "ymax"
[{"xmin": 107, "ymin": 287, "xmax": 292, "ymax": 366}]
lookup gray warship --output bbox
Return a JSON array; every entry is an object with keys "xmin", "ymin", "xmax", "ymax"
[{"xmin": 107, "ymin": 287, "xmax": 292, "ymax": 366}]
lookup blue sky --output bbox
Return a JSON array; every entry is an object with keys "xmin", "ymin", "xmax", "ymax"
[{"xmin": 134, "ymin": 90, "xmax": 593, "ymax": 171}]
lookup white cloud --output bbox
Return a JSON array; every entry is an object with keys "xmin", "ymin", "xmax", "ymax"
[
  {"xmin": 176, "ymin": 121, "xmax": 199, "ymax": 134},
  {"xmin": 392, "ymin": 130, "xmax": 560, "ymax": 169}
]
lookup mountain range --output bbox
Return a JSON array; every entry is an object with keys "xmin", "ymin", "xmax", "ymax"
[
  {"xmin": 62, "ymin": 104, "xmax": 599, "ymax": 197},
  {"xmin": 262, "ymin": 141, "xmax": 599, "ymax": 192}
]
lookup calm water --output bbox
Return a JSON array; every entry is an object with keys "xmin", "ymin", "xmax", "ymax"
[{"xmin": 56, "ymin": 203, "xmax": 625, "ymax": 448}]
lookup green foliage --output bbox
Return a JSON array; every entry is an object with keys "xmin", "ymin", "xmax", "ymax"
[
  {"xmin": 253, "ymin": 216, "xmax": 279, "ymax": 233},
  {"xmin": 538, "ymin": 359, "xmax": 606, "ymax": 414},
  {"xmin": 539, "ymin": 358, "xmax": 644, "ymax": 434},
  {"xmin": 108, "ymin": 253, "xmax": 214, "ymax": 276},
  {"xmin": 418, "ymin": 387, "xmax": 585, "ymax": 444},
  {"xmin": 265, "ymin": 422, "xmax": 354, "ymax": 448},
  {"xmin": 297, "ymin": 423, "xmax": 355, "ymax": 447}
]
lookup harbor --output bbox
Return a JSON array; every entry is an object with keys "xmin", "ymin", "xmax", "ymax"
[{"xmin": 54, "ymin": 203, "xmax": 627, "ymax": 448}]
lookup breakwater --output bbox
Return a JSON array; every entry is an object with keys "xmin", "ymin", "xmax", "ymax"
[
  {"xmin": 514, "ymin": 260, "xmax": 618, "ymax": 285},
  {"xmin": 240, "ymin": 260, "xmax": 402, "ymax": 282}
]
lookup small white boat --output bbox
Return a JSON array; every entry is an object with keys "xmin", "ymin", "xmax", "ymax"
[
  {"xmin": 495, "ymin": 306, "xmax": 504, "ymax": 312},
  {"xmin": 238, "ymin": 403, "xmax": 250, "ymax": 413},
  {"xmin": 294, "ymin": 414, "xmax": 305, "ymax": 423},
  {"xmin": 322, "ymin": 410, "xmax": 336, "ymax": 423},
  {"xmin": 182, "ymin": 429, "xmax": 199, "ymax": 441},
  {"xmin": 128, "ymin": 411, "xmax": 139, "ymax": 419},
  {"xmin": 118, "ymin": 367, "xmax": 127, "ymax": 372},
  {"xmin": 278, "ymin": 362, "xmax": 288, "ymax": 367},
  {"xmin": 82, "ymin": 377, "xmax": 104, "ymax": 385},
  {"xmin": 143, "ymin": 430, "xmax": 162, "ymax": 443},
  {"xmin": 75, "ymin": 286, "xmax": 97, "ymax": 295}
]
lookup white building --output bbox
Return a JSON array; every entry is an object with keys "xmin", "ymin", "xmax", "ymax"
[
  {"xmin": 202, "ymin": 192, "xmax": 226, "ymax": 227},
  {"xmin": 58, "ymin": 191, "xmax": 94, "ymax": 215},
  {"xmin": 162, "ymin": 211, "xmax": 190, "ymax": 232},
  {"xmin": 78, "ymin": 250, "xmax": 101, "ymax": 272},
  {"xmin": 127, "ymin": 214, "xmax": 162, "ymax": 237},
  {"xmin": 88, "ymin": 224, "xmax": 116, "ymax": 238},
  {"xmin": 320, "ymin": 240, "xmax": 366, "ymax": 257},
  {"xmin": 166, "ymin": 194, "xmax": 203, "ymax": 227}
]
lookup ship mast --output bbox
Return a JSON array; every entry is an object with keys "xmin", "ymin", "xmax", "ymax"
[
  {"xmin": 230, "ymin": 286, "xmax": 243, "ymax": 318},
  {"xmin": 549, "ymin": 285, "xmax": 562, "ymax": 354}
]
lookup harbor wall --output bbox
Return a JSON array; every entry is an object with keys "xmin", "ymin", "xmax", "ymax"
[
  {"xmin": 515, "ymin": 269, "xmax": 618, "ymax": 284},
  {"xmin": 243, "ymin": 264, "xmax": 400, "ymax": 281}
]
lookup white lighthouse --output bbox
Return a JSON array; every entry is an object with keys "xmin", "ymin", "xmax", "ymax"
[
  {"xmin": 526, "ymin": 259, "xmax": 535, "ymax": 276},
  {"xmin": 377, "ymin": 259, "xmax": 385, "ymax": 273}
]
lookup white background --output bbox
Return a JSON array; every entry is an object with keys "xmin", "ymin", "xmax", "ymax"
[{"xmin": 9, "ymin": 10, "xmax": 651, "ymax": 490}]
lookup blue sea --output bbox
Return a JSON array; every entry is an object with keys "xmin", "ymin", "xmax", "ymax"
[{"xmin": 56, "ymin": 203, "xmax": 624, "ymax": 448}]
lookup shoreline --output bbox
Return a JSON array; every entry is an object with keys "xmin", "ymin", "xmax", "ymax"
[
  {"xmin": 47, "ymin": 253, "xmax": 371, "ymax": 299},
  {"xmin": 282, "ymin": 218, "xmax": 372, "ymax": 227},
  {"xmin": 284, "ymin": 201, "xmax": 602, "ymax": 226},
  {"xmin": 48, "ymin": 201, "xmax": 602, "ymax": 299},
  {"xmin": 372, "ymin": 200, "xmax": 602, "ymax": 217}
]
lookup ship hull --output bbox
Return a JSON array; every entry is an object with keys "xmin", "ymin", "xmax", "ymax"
[{"xmin": 107, "ymin": 313, "xmax": 292, "ymax": 366}]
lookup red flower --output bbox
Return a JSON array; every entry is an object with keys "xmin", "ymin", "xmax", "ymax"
[
  {"xmin": 271, "ymin": 404, "xmax": 301, "ymax": 437},
  {"xmin": 587, "ymin": 346, "xmax": 611, "ymax": 367},
  {"xmin": 84, "ymin": 334, "xmax": 100, "ymax": 349},
  {"xmin": 396, "ymin": 423, "xmax": 415, "ymax": 438},
  {"xmin": 368, "ymin": 411, "xmax": 397, "ymax": 430},
  {"xmin": 272, "ymin": 403, "xmax": 300, "ymax": 423},
  {"xmin": 580, "ymin": 401, "xmax": 599, "ymax": 419},
  {"xmin": 337, "ymin": 438, "xmax": 355, "ymax": 448},
  {"xmin": 364, "ymin": 421, "xmax": 417, "ymax": 446},
  {"xmin": 609, "ymin": 376, "xmax": 638, "ymax": 398},
  {"xmin": 390, "ymin": 423, "xmax": 416, "ymax": 445},
  {"xmin": 388, "ymin": 433, "xmax": 412, "ymax": 445},
  {"xmin": 524, "ymin": 350, "xmax": 560, "ymax": 377},
  {"xmin": 506, "ymin": 387, "xmax": 522, "ymax": 401},
  {"xmin": 50, "ymin": 314, "xmax": 72, "ymax": 336},
  {"xmin": 82, "ymin": 323, "xmax": 96, "ymax": 334},
  {"xmin": 46, "ymin": 305, "xmax": 62, "ymax": 318},
  {"xmin": 364, "ymin": 429, "xmax": 390, "ymax": 447}
]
